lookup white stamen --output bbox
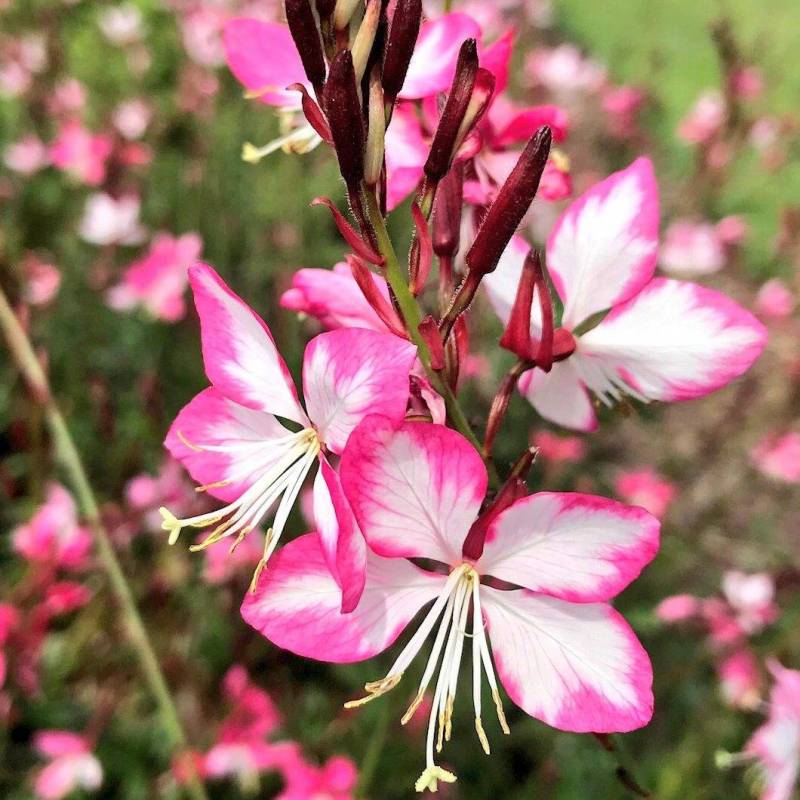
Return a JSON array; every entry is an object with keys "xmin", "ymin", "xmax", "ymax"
[
  {"xmin": 346, "ymin": 564, "xmax": 510, "ymax": 793},
  {"xmin": 160, "ymin": 428, "xmax": 320, "ymax": 581}
]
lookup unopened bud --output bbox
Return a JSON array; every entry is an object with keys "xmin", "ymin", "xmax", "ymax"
[
  {"xmin": 424, "ymin": 39, "xmax": 479, "ymax": 182},
  {"xmin": 365, "ymin": 70, "xmax": 386, "ymax": 186},
  {"xmin": 352, "ymin": 0, "xmax": 381, "ymax": 82},
  {"xmin": 285, "ymin": 0, "xmax": 327, "ymax": 97},
  {"xmin": 324, "ymin": 50, "xmax": 366, "ymax": 188},
  {"xmin": 418, "ymin": 315, "xmax": 444, "ymax": 370},
  {"xmin": 466, "ymin": 126, "xmax": 552, "ymax": 276},
  {"xmin": 334, "ymin": 0, "xmax": 362, "ymax": 30},
  {"xmin": 452, "ymin": 68, "xmax": 495, "ymax": 156},
  {"xmin": 382, "ymin": 0, "xmax": 422, "ymax": 105},
  {"xmin": 499, "ymin": 249, "xmax": 539, "ymax": 361},
  {"xmin": 433, "ymin": 158, "xmax": 463, "ymax": 258}
]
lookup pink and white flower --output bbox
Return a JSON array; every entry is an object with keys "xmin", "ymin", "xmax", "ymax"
[
  {"xmin": 12, "ymin": 483, "xmax": 93, "ymax": 572},
  {"xmin": 752, "ymin": 432, "xmax": 800, "ymax": 484},
  {"xmin": 718, "ymin": 649, "xmax": 761, "ymax": 710},
  {"xmin": 660, "ymin": 219, "xmax": 727, "ymax": 276},
  {"xmin": 112, "ymin": 98, "xmax": 152, "ymax": 140},
  {"xmin": 78, "ymin": 193, "xmax": 147, "ymax": 246},
  {"xmin": 49, "ymin": 120, "xmax": 113, "ymax": 186},
  {"xmin": 279, "ymin": 754, "xmax": 358, "ymax": 800},
  {"xmin": 22, "ymin": 254, "xmax": 61, "ymax": 306},
  {"xmin": 162, "ymin": 264, "xmax": 416, "ymax": 609},
  {"xmin": 677, "ymin": 91, "xmax": 725, "ymax": 146},
  {"xmin": 243, "ymin": 417, "xmax": 658, "ymax": 791},
  {"xmin": 614, "ymin": 468, "xmax": 676, "ymax": 519},
  {"xmin": 3, "ymin": 134, "xmax": 49, "ymax": 175},
  {"xmin": 742, "ymin": 661, "xmax": 800, "ymax": 800},
  {"xmin": 33, "ymin": 731, "xmax": 103, "ymax": 800},
  {"xmin": 483, "ymin": 158, "xmax": 767, "ymax": 431},
  {"xmin": 525, "ymin": 44, "xmax": 606, "ymax": 95},
  {"xmin": 755, "ymin": 279, "xmax": 794, "ymax": 320},
  {"xmin": 107, "ymin": 232, "xmax": 203, "ymax": 322}
]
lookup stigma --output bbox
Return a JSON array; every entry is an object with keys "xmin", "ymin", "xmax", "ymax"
[
  {"xmin": 160, "ymin": 427, "xmax": 320, "ymax": 588},
  {"xmin": 344, "ymin": 564, "xmax": 510, "ymax": 793}
]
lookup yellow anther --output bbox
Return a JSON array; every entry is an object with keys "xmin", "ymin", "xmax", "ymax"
[
  {"xmin": 492, "ymin": 689, "xmax": 511, "ymax": 735},
  {"xmin": 475, "ymin": 718, "xmax": 490, "ymax": 755},
  {"xmin": 414, "ymin": 766, "xmax": 456, "ymax": 793},
  {"xmin": 344, "ymin": 673, "xmax": 402, "ymax": 709},
  {"xmin": 401, "ymin": 692, "xmax": 425, "ymax": 726},
  {"xmin": 159, "ymin": 507, "xmax": 182, "ymax": 545},
  {"xmin": 242, "ymin": 142, "xmax": 265, "ymax": 164},
  {"xmin": 195, "ymin": 479, "xmax": 231, "ymax": 493}
]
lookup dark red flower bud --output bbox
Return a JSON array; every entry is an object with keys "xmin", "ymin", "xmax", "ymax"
[
  {"xmin": 382, "ymin": 0, "xmax": 422, "ymax": 105},
  {"xmin": 323, "ymin": 50, "xmax": 366, "ymax": 188},
  {"xmin": 288, "ymin": 83, "xmax": 333, "ymax": 143},
  {"xmin": 285, "ymin": 0, "xmax": 327, "ymax": 97},
  {"xmin": 466, "ymin": 125, "xmax": 552, "ymax": 276},
  {"xmin": 424, "ymin": 39, "xmax": 479, "ymax": 182},
  {"xmin": 498, "ymin": 248, "xmax": 539, "ymax": 361},
  {"xmin": 432, "ymin": 162, "xmax": 463, "ymax": 258},
  {"xmin": 409, "ymin": 201, "xmax": 433, "ymax": 296}
]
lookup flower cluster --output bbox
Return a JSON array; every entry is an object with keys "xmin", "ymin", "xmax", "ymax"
[{"xmin": 152, "ymin": 1, "xmax": 769, "ymax": 792}]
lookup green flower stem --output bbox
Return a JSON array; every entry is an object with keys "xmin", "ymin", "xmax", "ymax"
[
  {"xmin": 0, "ymin": 286, "xmax": 209, "ymax": 800},
  {"xmin": 362, "ymin": 187, "xmax": 500, "ymax": 488}
]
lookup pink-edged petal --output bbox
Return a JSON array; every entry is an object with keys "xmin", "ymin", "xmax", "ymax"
[
  {"xmin": 313, "ymin": 456, "xmax": 367, "ymax": 613},
  {"xmin": 280, "ymin": 263, "xmax": 390, "ymax": 332},
  {"xmin": 223, "ymin": 19, "xmax": 308, "ymax": 107},
  {"xmin": 547, "ymin": 157, "xmax": 659, "ymax": 329},
  {"xmin": 481, "ymin": 587, "xmax": 654, "ymax": 732},
  {"xmin": 302, "ymin": 329, "xmax": 416, "ymax": 454},
  {"xmin": 399, "ymin": 13, "xmax": 482, "ymax": 99},
  {"xmin": 479, "ymin": 493, "xmax": 659, "ymax": 602},
  {"xmin": 164, "ymin": 387, "xmax": 292, "ymax": 502},
  {"xmin": 518, "ymin": 361, "xmax": 597, "ymax": 432},
  {"xmin": 340, "ymin": 417, "xmax": 486, "ymax": 563},
  {"xmin": 578, "ymin": 278, "xmax": 767, "ymax": 402},
  {"xmin": 241, "ymin": 532, "xmax": 446, "ymax": 662},
  {"xmin": 480, "ymin": 29, "xmax": 514, "ymax": 94},
  {"xmin": 493, "ymin": 103, "xmax": 570, "ymax": 146},
  {"xmin": 189, "ymin": 264, "xmax": 307, "ymax": 424}
]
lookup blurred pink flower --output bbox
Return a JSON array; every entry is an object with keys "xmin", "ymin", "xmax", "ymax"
[
  {"xmin": 532, "ymin": 431, "xmax": 586, "ymax": 463},
  {"xmin": 0, "ymin": 604, "xmax": 20, "ymax": 690},
  {"xmin": 718, "ymin": 649, "xmax": 761, "ymax": 710},
  {"xmin": 279, "ymin": 754, "xmax": 358, "ymax": 800},
  {"xmin": 721, "ymin": 571, "xmax": 778, "ymax": 635},
  {"xmin": 23, "ymin": 254, "xmax": 61, "ymax": 306},
  {"xmin": 202, "ymin": 532, "xmax": 265, "ymax": 584},
  {"xmin": 656, "ymin": 594, "xmax": 700, "ymax": 623},
  {"xmin": 42, "ymin": 582, "xmax": 92, "ymax": 616},
  {"xmin": 181, "ymin": 5, "xmax": 228, "ymax": 67},
  {"xmin": 98, "ymin": 3, "xmax": 145, "ymax": 45},
  {"xmin": 756, "ymin": 279, "xmax": 794, "ymax": 320},
  {"xmin": 49, "ymin": 120, "xmax": 113, "ymax": 186},
  {"xmin": 33, "ymin": 731, "xmax": 103, "ymax": 800},
  {"xmin": 743, "ymin": 661, "xmax": 800, "ymax": 800},
  {"xmin": 677, "ymin": 91, "xmax": 725, "ymax": 145},
  {"xmin": 112, "ymin": 98, "xmax": 152, "ymax": 140},
  {"xmin": 107, "ymin": 232, "xmax": 202, "ymax": 321},
  {"xmin": 79, "ymin": 193, "xmax": 147, "ymax": 246},
  {"xmin": 752, "ymin": 432, "xmax": 800, "ymax": 483},
  {"xmin": 731, "ymin": 66, "xmax": 764, "ymax": 100},
  {"xmin": 715, "ymin": 215, "xmax": 748, "ymax": 246},
  {"xmin": 48, "ymin": 79, "xmax": 87, "ymax": 116},
  {"xmin": 615, "ymin": 468, "xmax": 676, "ymax": 519},
  {"xmin": 602, "ymin": 85, "xmax": 646, "ymax": 139},
  {"xmin": 125, "ymin": 458, "xmax": 200, "ymax": 533},
  {"xmin": 12, "ymin": 483, "xmax": 93, "ymax": 572},
  {"xmin": 525, "ymin": 44, "xmax": 606, "ymax": 94},
  {"xmin": 660, "ymin": 219, "xmax": 727, "ymax": 276},
  {"xmin": 3, "ymin": 135, "xmax": 49, "ymax": 175}
]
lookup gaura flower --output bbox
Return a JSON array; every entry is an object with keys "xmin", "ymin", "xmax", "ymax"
[
  {"xmin": 107, "ymin": 232, "xmax": 203, "ymax": 322},
  {"xmin": 48, "ymin": 120, "xmax": 113, "ymax": 187},
  {"xmin": 719, "ymin": 661, "xmax": 800, "ymax": 800},
  {"xmin": 484, "ymin": 158, "xmax": 767, "ymax": 431},
  {"xmin": 614, "ymin": 468, "xmax": 676, "ymax": 519},
  {"xmin": 32, "ymin": 731, "xmax": 103, "ymax": 800},
  {"xmin": 242, "ymin": 417, "xmax": 659, "ymax": 792},
  {"xmin": 162, "ymin": 264, "xmax": 416, "ymax": 609},
  {"xmin": 752, "ymin": 432, "xmax": 800, "ymax": 484}
]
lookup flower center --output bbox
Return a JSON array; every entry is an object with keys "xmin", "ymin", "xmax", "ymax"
[
  {"xmin": 160, "ymin": 427, "xmax": 320, "ymax": 588},
  {"xmin": 344, "ymin": 564, "xmax": 509, "ymax": 793}
]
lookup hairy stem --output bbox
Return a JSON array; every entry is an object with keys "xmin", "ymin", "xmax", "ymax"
[
  {"xmin": 0, "ymin": 287, "xmax": 209, "ymax": 800},
  {"xmin": 362, "ymin": 187, "xmax": 500, "ymax": 487}
]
